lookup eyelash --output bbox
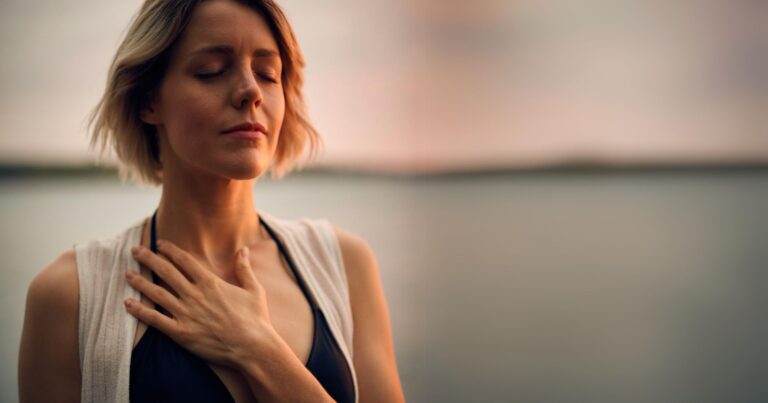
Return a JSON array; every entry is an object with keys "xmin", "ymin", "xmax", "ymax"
[
  {"xmin": 195, "ymin": 69, "xmax": 278, "ymax": 84},
  {"xmin": 195, "ymin": 71, "xmax": 224, "ymax": 79}
]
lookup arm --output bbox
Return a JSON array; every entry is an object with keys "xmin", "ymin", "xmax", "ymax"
[
  {"xmin": 236, "ymin": 327, "xmax": 335, "ymax": 402},
  {"xmin": 333, "ymin": 226, "xmax": 406, "ymax": 403},
  {"xmin": 18, "ymin": 250, "xmax": 81, "ymax": 403}
]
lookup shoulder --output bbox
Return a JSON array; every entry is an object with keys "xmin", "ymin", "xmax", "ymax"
[
  {"xmin": 26, "ymin": 249, "xmax": 79, "ymax": 317},
  {"xmin": 24, "ymin": 250, "xmax": 80, "ymax": 344},
  {"xmin": 330, "ymin": 225, "xmax": 407, "ymax": 401},
  {"xmin": 19, "ymin": 250, "xmax": 81, "ymax": 402},
  {"xmin": 74, "ymin": 219, "xmax": 145, "ymax": 261},
  {"xmin": 329, "ymin": 225, "xmax": 381, "ymax": 313},
  {"xmin": 260, "ymin": 213, "xmax": 356, "ymax": 268},
  {"xmin": 261, "ymin": 214, "xmax": 379, "ymax": 299},
  {"xmin": 331, "ymin": 225, "xmax": 377, "ymax": 281}
]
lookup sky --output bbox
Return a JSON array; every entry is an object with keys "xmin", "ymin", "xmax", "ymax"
[{"xmin": 0, "ymin": 0, "xmax": 765, "ymax": 172}]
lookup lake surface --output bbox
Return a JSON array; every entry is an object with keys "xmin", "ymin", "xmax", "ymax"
[{"xmin": 1, "ymin": 170, "xmax": 766, "ymax": 402}]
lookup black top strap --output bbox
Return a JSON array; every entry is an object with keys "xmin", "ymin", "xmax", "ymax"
[
  {"xmin": 258, "ymin": 215, "xmax": 318, "ymax": 310},
  {"xmin": 148, "ymin": 210, "xmax": 168, "ymax": 315}
]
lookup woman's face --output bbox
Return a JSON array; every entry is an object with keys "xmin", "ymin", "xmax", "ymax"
[{"xmin": 143, "ymin": 0, "xmax": 285, "ymax": 181}]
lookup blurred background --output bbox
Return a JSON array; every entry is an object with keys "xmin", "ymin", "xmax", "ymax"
[{"xmin": 1, "ymin": 0, "xmax": 766, "ymax": 402}]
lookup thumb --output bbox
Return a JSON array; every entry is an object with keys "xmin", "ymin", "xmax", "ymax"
[{"xmin": 235, "ymin": 246, "xmax": 257, "ymax": 290}]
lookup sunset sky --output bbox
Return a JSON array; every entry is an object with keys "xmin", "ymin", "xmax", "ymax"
[{"xmin": 1, "ymin": 0, "xmax": 765, "ymax": 172}]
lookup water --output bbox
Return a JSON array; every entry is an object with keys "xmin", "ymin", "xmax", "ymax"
[{"xmin": 1, "ymin": 170, "xmax": 767, "ymax": 402}]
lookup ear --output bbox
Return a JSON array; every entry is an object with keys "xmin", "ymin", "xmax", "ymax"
[{"xmin": 139, "ymin": 98, "xmax": 162, "ymax": 125}]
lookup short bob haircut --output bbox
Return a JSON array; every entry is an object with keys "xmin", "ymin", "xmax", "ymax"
[{"xmin": 89, "ymin": 0, "xmax": 320, "ymax": 185}]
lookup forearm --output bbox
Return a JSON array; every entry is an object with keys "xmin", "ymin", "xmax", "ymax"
[{"xmin": 236, "ymin": 327, "xmax": 335, "ymax": 403}]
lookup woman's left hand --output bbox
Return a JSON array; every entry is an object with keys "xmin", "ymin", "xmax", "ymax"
[{"xmin": 125, "ymin": 240, "xmax": 273, "ymax": 368}]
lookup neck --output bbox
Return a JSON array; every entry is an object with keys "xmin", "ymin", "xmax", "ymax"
[{"xmin": 155, "ymin": 173, "xmax": 264, "ymax": 278}]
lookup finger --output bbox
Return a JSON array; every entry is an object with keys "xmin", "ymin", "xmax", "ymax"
[
  {"xmin": 126, "ymin": 271, "xmax": 183, "ymax": 315},
  {"xmin": 124, "ymin": 298, "xmax": 177, "ymax": 335},
  {"xmin": 155, "ymin": 240, "xmax": 209, "ymax": 284},
  {"xmin": 131, "ymin": 245, "xmax": 193, "ymax": 295},
  {"xmin": 234, "ymin": 246, "xmax": 257, "ymax": 290}
]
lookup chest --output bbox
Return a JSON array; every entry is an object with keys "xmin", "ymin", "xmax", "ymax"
[{"xmin": 131, "ymin": 233, "xmax": 315, "ymax": 402}]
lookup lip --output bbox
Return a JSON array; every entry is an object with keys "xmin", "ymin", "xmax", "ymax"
[
  {"xmin": 221, "ymin": 122, "xmax": 267, "ymax": 138},
  {"xmin": 223, "ymin": 130, "xmax": 265, "ymax": 140}
]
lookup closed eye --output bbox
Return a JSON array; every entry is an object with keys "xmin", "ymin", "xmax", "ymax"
[
  {"xmin": 259, "ymin": 73, "xmax": 279, "ymax": 84},
  {"xmin": 195, "ymin": 70, "xmax": 225, "ymax": 80},
  {"xmin": 193, "ymin": 69, "xmax": 278, "ymax": 84}
]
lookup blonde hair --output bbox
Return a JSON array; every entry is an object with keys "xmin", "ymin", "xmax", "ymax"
[{"xmin": 89, "ymin": 0, "xmax": 320, "ymax": 185}]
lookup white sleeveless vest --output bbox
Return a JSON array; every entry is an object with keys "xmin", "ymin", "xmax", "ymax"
[{"xmin": 74, "ymin": 213, "xmax": 358, "ymax": 403}]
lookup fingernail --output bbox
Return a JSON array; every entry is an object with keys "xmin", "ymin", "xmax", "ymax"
[
  {"xmin": 156, "ymin": 239, "xmax": 165, "ymax": 247},
  {"xmin": 126, "ymin": 271, "xmax": 134, "ymax": 279},
  {"xmin": 131, "ymin": 246, "xmax": 140, "ymax": 255},
  {"xmin": 124, "ymin": 299, "xmax": 133, "ymax": 307}
]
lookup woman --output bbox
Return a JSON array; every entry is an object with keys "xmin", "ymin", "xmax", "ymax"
[{"xmin": 18, "ymin": 0, "xmax": 405, "ymax": 402}]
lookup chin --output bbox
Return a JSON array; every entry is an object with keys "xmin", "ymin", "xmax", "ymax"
[{"xmin": 223, "ymin": 160, "xmax": 270, "ymax": 180}]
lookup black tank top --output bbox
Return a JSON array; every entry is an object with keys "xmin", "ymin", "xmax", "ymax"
[{"xmin": 129, "ymin": 212, "xmax": 356, "ymax": 402}]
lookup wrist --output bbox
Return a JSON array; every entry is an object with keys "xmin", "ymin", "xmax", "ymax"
[
  {"xmin": 231, "ymin": 324, "xmax": 336, "ymax": 402},
  {"xmin": 231, "ymin": 323, "xmax": 284, "ymax": 373}
]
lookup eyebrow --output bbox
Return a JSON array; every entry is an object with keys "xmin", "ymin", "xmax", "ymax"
[{"xmin": 189, "ymin": 45, "xmax": 279, "ymax": 59}]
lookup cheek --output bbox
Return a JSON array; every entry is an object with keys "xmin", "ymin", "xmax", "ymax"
[
  {"xmin": 267, "ymin": 91, "xmax": 286, "ymax": 145},
  {"xmin": 163, "ymin": 88, "xmax": 222, "ymax": 146}
]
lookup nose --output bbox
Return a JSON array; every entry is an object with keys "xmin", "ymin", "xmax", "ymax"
[{"xmin": 231, "ymin": 67, "xmax": 263, "ymax": 110}]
